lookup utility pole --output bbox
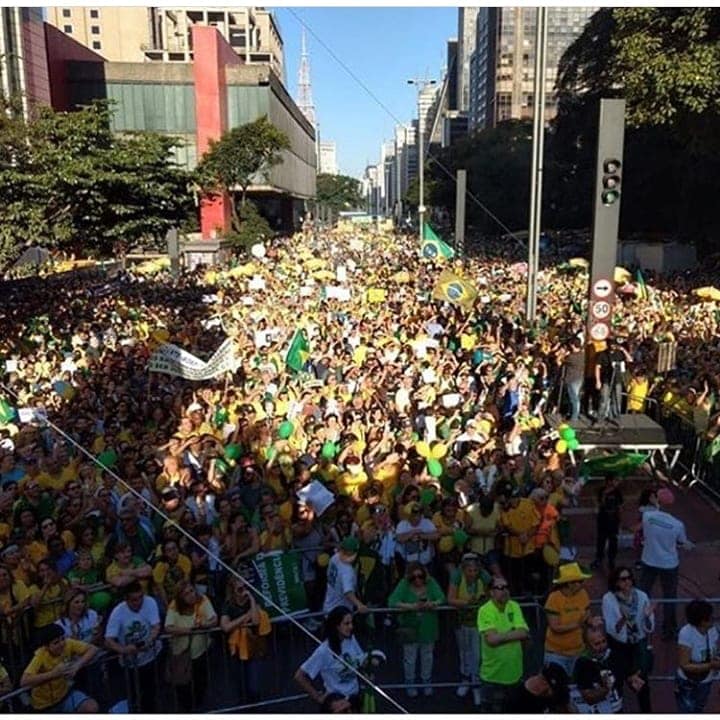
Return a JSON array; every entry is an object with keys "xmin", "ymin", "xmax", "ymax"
[
  {"xmin": 455, "ymin": 169, "xmax": 467, "ymax": 258},
  {"xmin": 525, "ymin": 7, "xmax": 548, "ymax": 324},
  {"xmin": 408, "ymin": 77, "xmax": 436, "ymax": 243}
]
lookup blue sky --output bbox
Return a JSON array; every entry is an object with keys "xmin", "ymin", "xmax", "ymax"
[{"xmin": 272, "ymin": 7, "xmax": 458, "ymax": 179}]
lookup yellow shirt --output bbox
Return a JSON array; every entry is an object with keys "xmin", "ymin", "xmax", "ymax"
[
  {"xmin": 32, "ymin": 582, "xmax": 67, "ymax": 628},
  {"xmin": 25, "ymin": 638, "xmax": 91, "ymax": 709},
  {"xmin": 627, "ymin": 377, "xmax": 649, "ymax": 412},
  {"xmin": 500, "ymin": 498, "xmax": 540, "ymax": 558},
  {"xmin": 466, "ymin": 504, "xmax": 500, "ymax": 555},
  {"xmin": 152, "ymin": 555, "xmax": 192, "ymax": 598},
  {"xmin": 544, "ymin": 588, "xmax": 590, "ymax": 656},
  {"xmin": 165, "ymin": 595, "xmax": 216, "ymax": 660},
  {"xmin": 0, "ymin": 579, "xmax": 31, "ymax": 614}
]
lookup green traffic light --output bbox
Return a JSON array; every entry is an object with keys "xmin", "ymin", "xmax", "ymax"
[{"xmin": 602, "ymin": 189, "xmax": 620, "ymax": 205}]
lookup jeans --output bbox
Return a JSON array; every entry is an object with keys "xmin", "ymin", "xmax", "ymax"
[
  {"xmin": 566, "ymin": 379, "xmax": 582, "ymax": 421},
  {"xmin": 639, "ymin": 563, "xmax": 679, "ymax": 634},
  {"xmin": 543, "ymin": 651, "xmax": 578, "ymax": 677},
  {"xmin": 455, "ymin": 626, "xmax": 480, "ymax": 683},
  {"xmin": 675, "ymin": 677, "xmax": 712, "ymax": 713},
  {"xmin": 402, "ymin": 642, "xmax": 434, "ymax": 685}
]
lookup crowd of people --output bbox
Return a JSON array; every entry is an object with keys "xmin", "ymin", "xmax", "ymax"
[{"xmin": 0, "ymin": 225, "xmax": 718, "ymax": 713}]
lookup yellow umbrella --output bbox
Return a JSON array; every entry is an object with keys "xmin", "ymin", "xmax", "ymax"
[
  {"xmin": 694, "ymin": 286, "xmax": 720, "ymax": 301},
  {"xmin": 614, "ymin": 266, "xmax": 632, "ymax": 284},
  {"xmin": 313, "ymin": 270, "xmax": 335, "ymax": 281}
]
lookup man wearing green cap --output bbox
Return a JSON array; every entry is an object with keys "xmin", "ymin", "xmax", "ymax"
[{"xmin": 322, "ymin": 536, "xmax": 368, "ymax": 615}]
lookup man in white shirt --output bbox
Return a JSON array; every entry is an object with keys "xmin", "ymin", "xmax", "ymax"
[
  {"xmin": 638, "ymin": 487, "xmax": 693, "ymax": 640},
  {"xmin": 322, "ymin": 537, "xmax": 368, "ymax": 615}
]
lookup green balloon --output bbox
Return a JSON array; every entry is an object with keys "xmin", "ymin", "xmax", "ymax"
[
  {"xmin": 213, "ymin": 407, "xmax": 229, "ymax": 428},
  {"xmin": 567, "ymin": 437, "xmax": 580, "ymax": 451},
  {"xmin": 266, "ymin": 445, "xmax": 278, "ymax": 461},
  {"xmin": 97, "ymin": 449, "xmax": 117, "ymax": 469},
  {"xmin": 278, "ymin": 421, "xmax": 294, "ymax": 439},
  {"xmin": 88, "ymin": 590, "xmax": 113, "ymax": 612},
  {"xmin": 420, "ymin": 488, "xmax": 435, "ymax": 506},
  {"xmin": 453, "ymin": 529, "xmax": 469, "ymax": 547},
  {"xmin": 560, "ymin": 427, "xmax": 576, "ymax": 442},
  {"xmin": 321, "ymin": 441, "xmax": 338, "ymax": 460},
  {"xmin": 215, "ymin": 458, "xmax": 230, "ymax": 474},
  {"xmin": 224, "ymin": 444, "xmax": 242, "ymax": 461},
  {"xmin": 427, "ymin": 458, "xmax": 443, "ymax": 477}
]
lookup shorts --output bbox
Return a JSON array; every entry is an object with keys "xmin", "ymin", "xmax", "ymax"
[{"xmin": 46, "ymin": 689, "xmax": 91, "ymax": 713}]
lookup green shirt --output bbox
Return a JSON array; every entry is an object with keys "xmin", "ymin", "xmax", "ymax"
[
  {"xmin": 477, "ymin": 598, "xmax": 528, "ymax": 685},
  {"xmin": 388, "ymin": 577, "xmax": 446, "ymax": 643}
]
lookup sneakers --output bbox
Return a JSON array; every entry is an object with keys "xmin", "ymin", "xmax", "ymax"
[
  {"xmin": 472, "ymin": 688, "xmax": 482, "ymax": 706},
  {"xmin": 406, "ymin": 687, "xmax": 418, "ymax": 698},
  {"xmin": 423, "ymin": 687, "xmax": 433, "ymax": 697},
  {"xmin": 456, "ymin": 684, "xmax": 470, "ymax": 698}
]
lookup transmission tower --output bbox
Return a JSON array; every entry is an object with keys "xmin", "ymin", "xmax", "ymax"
[{"xmin": 296, "ymin": 27, "xmax": 316, "ymax": 128}]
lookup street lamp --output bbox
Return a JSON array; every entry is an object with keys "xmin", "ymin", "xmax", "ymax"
[{"xmin": 408, "ymin": 78, "xmax": 436, "ymax": 243}]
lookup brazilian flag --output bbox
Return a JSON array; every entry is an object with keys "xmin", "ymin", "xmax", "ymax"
[
  {"xmin": 285, "ymin": 329, "xmax": 310, "ymax": 373},
  {"xmin": 581, "ymin": 452, "xmax": 649, "ymax": 478},
  {"xmin": 432, "ymin": 269, "xmax": 477, "ymax": 309},
  {"xmin": 420, "ymin": 223, "xmax": 455, "ymax": 260},
  {"xmin": 636, "ymin": 269, "xmax": 649, "ymax": 301}
]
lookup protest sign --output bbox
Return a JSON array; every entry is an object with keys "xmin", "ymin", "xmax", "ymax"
[
  {"xmin": 296, "ymin": 480, "xmax": 335, "ymax": 516},
  {"xmin": 253, "ymin": 551, "xmax": 308, "ymax": 617},
  {"xmin": 149, "ymin": 337, "xmax": 237, "ymax": 380}
]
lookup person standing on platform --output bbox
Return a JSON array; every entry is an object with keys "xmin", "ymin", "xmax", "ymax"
[
  {"xmin": 562, "ymin": 337, "xmax": 586, "ymax": 422},
  {"xmin": 638, "ymin": 487, "xmax": 693, "ymax": 640},
  {"xmin": 591, "ymin": 476, "xmax": 624, "ymax": 571}
]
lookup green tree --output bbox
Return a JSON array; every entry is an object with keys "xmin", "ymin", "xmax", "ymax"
[
  {"xmin": 195, "ymin": 115, "xmax": 290, "ymax": 231},
  {"xmin": 315, "ymin": 173, "xmax": 363, "ymax": 212},
  {"xmin": 226, "ymin": 200, "xmax": 273, "ymax": 252},
  {"xmin": 0, "ymin": 98, "xmax": 193, "ymax": 269}
]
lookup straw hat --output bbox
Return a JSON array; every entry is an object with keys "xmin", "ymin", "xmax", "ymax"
[{"xmin": 552, "ymin": 562, "xmax": 592, "ymax": 585}]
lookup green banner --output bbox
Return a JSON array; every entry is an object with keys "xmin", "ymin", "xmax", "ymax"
[{"xmin": 252, "ymin": 551, "xmax": 308, "ymax": 618}]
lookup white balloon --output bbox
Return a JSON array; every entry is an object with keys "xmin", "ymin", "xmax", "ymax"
[{"xmin": 250, "ymin": 243, "xmax": 266, "ymax": 258}]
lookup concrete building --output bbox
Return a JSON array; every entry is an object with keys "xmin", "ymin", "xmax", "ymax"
[
  {"xmin": 0, "ymin": 7, "xmax": 51, "ymax": 115},
  {"xmin": 47, "ymin": 24, "xmax": 315, "ymax": 240},
  {"xmin": 457, "ymin": 7, "xmax": 479, "ymax": 114},
  {"xmin": 469, "ymin": 6, "xmax": 597, "ymax": 130},
  {"xmin": 318, "ymin": 141, "xmax": 338, "ymax": 175},
  {"xmin": 362, "ymin": 164, "xmax": 382, "ymax": 217},
  {"xmin": 445, "ymin": 38, "xmax": 458, "ymax": 112},
  {"xmin": 45, "ymin": 6, "xmax": 284, "ymax": 80}
]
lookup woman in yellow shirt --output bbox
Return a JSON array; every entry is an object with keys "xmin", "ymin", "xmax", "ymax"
[
  {"xmin": 30, "ymin": 559, "xmax": 69, "ymax": 629},
  {"xmin": 627, "ymin": 368, "xmax": 650, "ymax": 413}
]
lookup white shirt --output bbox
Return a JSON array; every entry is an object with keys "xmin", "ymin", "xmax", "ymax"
[
  {"xmin": 601, "ymin": 589, "xmax": 654, "ymax": 644},
  {"xmin": 677, "ymin": 624, "xmax": 720, "ymax": 683},
  {"xmin": 395, "ymin": 518, "xmax": 436, "ymax": 565},
  {"xmin": 641, "ymin": 508, "xmax": 689, "ymax": 569},
  {"xmin": 105, "ymin": 596, "xmax": 161, "ymax": 667},
  {"xmin": 300, "ymin": 637, "xmax": 366, "ymax": 697},
  {"xmin": 56, "ymin": 610, "xmax": 99, "ymax": 644},
  {"xmin": 323, "ymin": 553, "xmax": 358, "ymax": 614}
]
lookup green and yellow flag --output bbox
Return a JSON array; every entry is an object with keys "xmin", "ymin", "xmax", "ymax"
[
  {"xmin": 285, "ymin": 329, "xmax": 310, "ymax": 373},
  {"xmin": 432, "ymin": 269, "xmax": 478, "ymax": 309},
  {"xmin": 421, "ymin": 223, "xmax": 455, "ymax": 260},
  {"xmin": 636, "ymin": 269, "xmax": 648, "ymax": 301}
]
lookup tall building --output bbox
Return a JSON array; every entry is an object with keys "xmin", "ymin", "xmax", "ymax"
[
  {"xmin": 457, "ymin": 7, "xmax": 479, "ymax": 114},
  {"xmin": 296, "ymin": 27, "xmax": 315, "ymax": 129},
  {"xmin": 445, "ymin": 38, "xmax": 458, "ymax": 112},
  {"xmin": 0, "ymin": 7, "xmax": 51, "ymax": 114},
  {"xmin": 45, "ymin": 6, "xmax": 284, "ymax": 79},
  {"xmin": 469, "ymin": 6, "xmax": 597, "ymax": 131},
  {"xmin": 318, "ymin": 141, "xmax": 337, "ymax": 175}
]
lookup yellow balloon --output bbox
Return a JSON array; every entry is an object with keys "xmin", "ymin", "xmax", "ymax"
[
  {"xmin": 478, "ymin": 420, "xmax": 492, "ymax": 435},
  {"xmin": 555, "ymin": 439, "xmax": 568, "ymax": 454},
  {"xmin": 439, "ymin": 536, "xmax": 455, "ymax": 553},
  {"xmin": 431, "ymin": 443, "xmax": 448, "ymax": 460},
  {"xmin": 557, "ymin": 423, "xmax": 569, "ymax": 433},
  {"xmin": 415, "ymin": 441, "xmax": 431, "ymax": 458},
  {"xmin": 317, "ymin": 553, "xmax": 330, "ymax": 568}
]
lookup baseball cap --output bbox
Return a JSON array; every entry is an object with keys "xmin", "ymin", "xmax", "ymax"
[{"xmin": 339, "ymin": 536, "xmax": 360, "ymax": 555}]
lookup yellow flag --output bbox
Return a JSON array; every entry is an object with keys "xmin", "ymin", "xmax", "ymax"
[{"xmin": 367, "ymin": 288, "xmax": 387, "ymax": 303}]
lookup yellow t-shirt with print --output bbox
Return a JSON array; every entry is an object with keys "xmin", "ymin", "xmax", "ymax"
[
  {"xmin": 25, "ymin": 637, "xmax": 91, "ymax": 710},
  {"xmin": 544, "ymin": 588, "xmax": 590, "ymax": 656},
  {"xmin": 152, "ymin": 555, "xmax": 192, "ymax": 598}
]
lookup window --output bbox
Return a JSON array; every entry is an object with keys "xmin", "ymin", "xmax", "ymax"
[
  {"xmin": 63, "ymin": 24, "xmax": 72, "ymax": 33},
  {"xmin": 92, "ymin": 41, "xmax": 101, "ymax": 50},
  {"xmin": 91, "ymin": 25, "xmax": 100, "ymax": 35},
  {"xmin": 90, "ymin": 9, "xmax": 99, "ymax": 18},
  {"xmin": 62, "ymin": 8, "xmax": 71, "ymax": 17}
]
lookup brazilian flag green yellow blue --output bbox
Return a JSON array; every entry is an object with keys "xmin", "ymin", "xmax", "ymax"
[
  {"xmin": 636, "ymin": 269, "xmax": 648, "ymax": 301},
  {"xmin": 285, "ymin": 329, "xmax": 310, "ymax": 373},
  {"xmin": 432, "ymin": 269, "xmax": 478, "ymax": 309},
  {"xmin": 421, "ymin": 223, "xmax": 455, "ymax": 260}
]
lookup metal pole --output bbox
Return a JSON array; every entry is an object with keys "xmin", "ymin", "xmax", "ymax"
[
  {"xmin": 455, "ymin": 169, "xmax": 467, "ymax": 257},
  {"xmin": 526, "ymin": 6, "xmax": 548, "ymax": 324},
  {"xmin": 418, "ymin": 90, "xmax": 425, "ymax": 244}
]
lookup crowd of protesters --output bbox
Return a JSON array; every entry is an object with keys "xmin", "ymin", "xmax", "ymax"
[{"xmin": 0, "ymin": 225, "xmax": 719, "ymax": 713}]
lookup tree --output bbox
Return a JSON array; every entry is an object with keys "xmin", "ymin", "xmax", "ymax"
[
  {"xmin": 0, "ymin": 98, "xmax": 194, "ymax": 269},
  {"xmin": 194, "ymin": 115, "xmax": 290, "ymax": 231},
  {"xmin": 226, "ymin": 200, "xmax": 273, "ymax": 252},
  {"xmin": 315, "ymin": 173, "xmax": 363, "ymax": 213}
]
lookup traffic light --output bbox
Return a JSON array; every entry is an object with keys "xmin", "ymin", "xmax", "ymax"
[{"xmin": 601, "ymin": 158, "xmax": 621, "ymax": 206}]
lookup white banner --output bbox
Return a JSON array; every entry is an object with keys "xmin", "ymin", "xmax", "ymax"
[{"xmin": 149, "ymin": 338, "xmax": 237, "ymax": 380}]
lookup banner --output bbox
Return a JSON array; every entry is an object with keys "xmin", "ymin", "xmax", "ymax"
[
  {"xmin": 252, "ymin": 551, "xmax": 308, "ymax": 617},
  {"xmin": 149, "ymin": 337, "xmax": 237, "ymax": 380}
]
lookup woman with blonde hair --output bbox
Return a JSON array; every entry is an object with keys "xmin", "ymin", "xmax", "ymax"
[{"xmin": 164, "ymin": 580, "xmax": 218, "ymax": 711}]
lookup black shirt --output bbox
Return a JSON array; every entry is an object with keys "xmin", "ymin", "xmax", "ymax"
[
  {"xmin": 505, "ymin": 683, "xmax": 557, "ymax": 713},
  {"xmin": 597, "ymin": 487, "xmax": 623, "ymax": 523}
]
